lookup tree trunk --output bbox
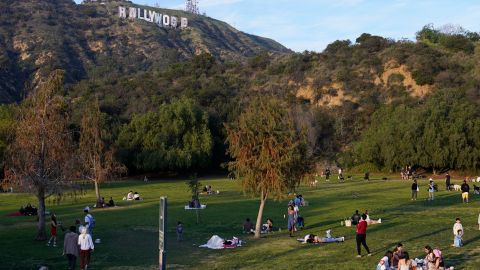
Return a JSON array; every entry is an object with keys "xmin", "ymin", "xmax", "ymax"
[
  {"xmin": 36, "ymin": 190, "xmax": 47, "ymax": 241},
  {"xmin": 254, "ymin": 189, "xmax": 267, "ymax": 239},
  {"xmin": 94, "ymin": 180, "xmax": 101, "ymax": 207}
]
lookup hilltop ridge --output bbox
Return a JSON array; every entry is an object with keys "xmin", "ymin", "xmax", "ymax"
[{"xmin": 0, "ymin": 0, "xmax": 291, "ymax": 102}]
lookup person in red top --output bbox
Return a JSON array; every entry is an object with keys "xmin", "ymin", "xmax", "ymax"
[{"xmin": 356, "ymin": 213, "xmax": 371, "ymax": 257}]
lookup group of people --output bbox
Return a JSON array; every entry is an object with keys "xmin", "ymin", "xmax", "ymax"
[
  {"xmin": 124, "ymin": 191, "xmax": 142, "ymax": 201},
  {"xmin": 96, "ymin": 197, "xmax": 115, "ymax": 208},
  {"xmin": 287, "ymin": 194, "xmax": 306, "ymax": 236},
  {"xmin": 202, "ymin": 185, "xmax": 215, "ymax": 195},
  {"xmin": 411, "ymin": 174, "xmax": 473, "ymax": 203},
  {"xmin": 377, "ymin": 243, "xmax": 445, "ymax": 270},
  {"xmin": 242, "ymin": 217, "xmax": 274, "ymax": 234},
  {"xmin": 46, "ymin": 207, "xmax": 96, "ymax": 270},
  {"xmin": 322, "ymin": 167, "xmax": 349, "ymax": 181},
  {"xmin": 19, "ymin": 203, "xmax": 38, "ymax": 216}
]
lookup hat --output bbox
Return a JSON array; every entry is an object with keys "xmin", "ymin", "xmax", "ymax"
[{"xmin": 84, "ymin": 206, "xmax": 90, "ymax": 212}]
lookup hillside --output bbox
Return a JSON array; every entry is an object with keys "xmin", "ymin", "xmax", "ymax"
[{"xmin": 0, "ymin": 0, "xmax": 291, "ymax": 103}]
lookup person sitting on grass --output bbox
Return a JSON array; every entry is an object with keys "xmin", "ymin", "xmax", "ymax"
[
  {"xmin": 133, "ymin": 192, "xmax": 141, "ymax": 200},
  {"xmin": 392, "ymin": 243, "xmax": 404, "ymax": 269},
  {"xmin": 243, "ymin": 218, "xmax": 254, "ymax": 234},
  {"xmin": 376, "ymin": 250, "xmax": 393, "ymax": 270},
  {"xmin": 125, "ymin": 191, "xmax": 134, "ymax": 201},
  {"xmin": 266, "ymin": 218, "xmax": 274, "ymax": 233},
  {"xmin": 397, "ymin": 251, "xmax": 412, "ymax": 270},
  {"xmin": 454, "ymin": 229, "xmax": 463, "ymax": 247},
  {"xmin": 351, "ymin": 210, "xmax": 361, "ymax": 225},
  {"xmin": 96, "ymin": 197, "xmax": 105, "ymax": 208},
  {"xmin": 106, "ymin": 197, "xmax": 115, "ymax": 207},
  {"xmin": 424, "ymin": 245, "xmax": 444, "ymax": 270},
  {"xmin": 22, "ymin": 203, "xmax": 37, "ymax": 216}
]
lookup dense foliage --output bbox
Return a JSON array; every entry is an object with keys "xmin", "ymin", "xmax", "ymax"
[
  {"xmin": 117, "ymin": 97, "xmax": 213, "ymax": 172},
  {"xmin": 354, "ymin": 89, "xmax": 480, "ymax": 172}
]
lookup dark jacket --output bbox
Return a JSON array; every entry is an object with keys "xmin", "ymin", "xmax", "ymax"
[{"xmin": 461, "ymin": 183, "xmax": 470, "ymax": 192}]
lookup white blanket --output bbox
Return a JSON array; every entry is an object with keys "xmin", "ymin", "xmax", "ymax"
[
  {"xmin": 185, "ymin": 204, "xmax": 207, "ymax": 210},
  {"xmin": 200, "ymin": 235, "xmax": 225, "ymax": 249}
]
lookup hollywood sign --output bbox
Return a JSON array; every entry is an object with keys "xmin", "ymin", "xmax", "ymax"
[{"xmin": 118, "ymin": 6, "xmax": 188, "ymax": 29}]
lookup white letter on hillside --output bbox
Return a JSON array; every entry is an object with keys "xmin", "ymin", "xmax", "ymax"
[
  {"xmin": 149, "ymin": 10, "xmax": 156, "ymax": 23},
  {"xmin": 155, "ymin": 13, "xmax": 162, "ymax": 26},
  {"xmin": 171, "ymin": 16, "xmax": 178, "ymax": 28},
  {"xmin": 163, "ymin": 15, "xmax": 170, "ymax": 27},
  {"xmin": 118, "ymin": 6, "xmax": 126, "ymax": 18},
  {"xmin": 181, "ymin": 17, "xmax": 188, "ymax": 28},
  {"xmin": 129, "ymin": 7, "xmax": 137, "ymax": 19}
]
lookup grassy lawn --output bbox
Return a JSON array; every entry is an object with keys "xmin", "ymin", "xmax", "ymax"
[{"xmin": 1, "ymin": 175, "xmax": 479, "ymax": 269}]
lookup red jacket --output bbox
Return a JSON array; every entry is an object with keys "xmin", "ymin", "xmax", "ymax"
[{"xmin": 356, "ymin": 220, "xmax": 367, "ymax": 234}]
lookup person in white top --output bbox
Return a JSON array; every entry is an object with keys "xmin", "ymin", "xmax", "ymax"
[
  {"xmin": 452, "ymin": 218, "xmax": 463, "ymax": 246},
  {"xmin": 78, "ymin": 227, "xmax": 94, "ymax": 270},
  {"xmin": 478, "ymin": 213, "xmax": 480, "ymax": 230},
  {"xmin": 376, "ymin": 250, "xmax": 393, "ymax": 270},
  {"xmin": 126, "ymin": 191, "xmax": 134, "ymax": 200}
]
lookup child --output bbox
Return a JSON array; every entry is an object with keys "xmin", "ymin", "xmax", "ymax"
[
  {"xmin": 176, "ymin": 221, "xmax": 184, "ymax": 241},
  {"xmin": 454, "ymin": 229, "xmax": 463, "ymax": 247},
  {"xmin": 452, "ymin": 218, "xmax": 463, "ymax": 247},
  {"xmin": 47, "ymin": 213, "xmax": 58, "ymax": 247}
]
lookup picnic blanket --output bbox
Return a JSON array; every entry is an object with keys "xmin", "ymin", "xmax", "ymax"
[
  {"xmin": 199, "ymin": 235, "xmax": 225, "ymax": 249},
  {"xmin": 199, "ymin": 235, "xmax": 242, "ymax": 249},
  {"xmin": 5, "ymin": 212, "xmax": 23, "ymax": 217},
  {"xmin": 184, "ymin": 204, "xmax": 207, "ymax": 210}
]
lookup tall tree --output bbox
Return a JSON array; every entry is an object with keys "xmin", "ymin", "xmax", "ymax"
[
  {"xmin": 226, "ymin": 96, "xmax": 311, "ymax": 238},
  {"xmin": 5, "ymin": 70, "xmax": 75, "ymax": 240},
  {"xmin": 79, "ymin": 99, "xmax": 126, "ymax": 205}
]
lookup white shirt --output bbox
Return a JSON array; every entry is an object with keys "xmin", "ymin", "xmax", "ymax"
[
  {"xmin": 377, "ymin": 255, "xmax": 391, "ymax": 270},
  {"xmin": 78, "ymin": 233, "xmax": 94, "ymax": 250},
  {"xmin": 133, "ymin": 193, "xmax": 140, "ymax": 199},
  {"xmin": 453, "ymin": 222, "xmax": 463, "ymax": 236}
]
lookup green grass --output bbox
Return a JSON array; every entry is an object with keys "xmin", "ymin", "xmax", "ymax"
[{"xmin": 1, "ymin": 175, "xmax": 480, "ymax": 269}]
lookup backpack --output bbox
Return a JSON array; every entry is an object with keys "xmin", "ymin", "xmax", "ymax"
[{"xmin": 87, "ymin": 214, "xmax": 96, "ymax": 228}]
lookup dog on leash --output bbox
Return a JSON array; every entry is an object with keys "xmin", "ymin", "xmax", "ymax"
[{"xmin": 453, "ymin": 184, "xmax": 461, "ymax": 191}]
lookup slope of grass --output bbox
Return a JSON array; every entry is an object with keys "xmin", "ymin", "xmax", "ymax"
[{"xmin": 1, "ymin": 175, "xmax": 479, "ymax": 269}]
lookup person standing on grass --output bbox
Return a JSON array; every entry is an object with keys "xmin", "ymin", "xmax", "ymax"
[
  {"xmin": 411, "ymin": 179, "xmax": 418, "ymax": 200},
  {"xmin": 461, "ymin": 180, "xmax": 469, "ymax": 203},
  {"xmin": 78, "ymin": 227, "xmax": 94, "ymax": 270},
  {"xmin": 47, "ymin": 213, "xmax": 58, "ymax": 247},
  {"xmin": 445, "ymin": 173, "xmax": 451, "ymax": 191},
  {"xmin": 428, "ymin": 180, "xmax": 435, "ymax": 201},
  {"xmin": 84, "ymin": 207, "xmax": 95, "ymax": 236},
  {"xmin": 176, "ymin": 221, "xmax": 184, "ymax": 241},
  {"xmin": 356, "ymin": 214, "xmax": 371, "ymax": 258},
  {"xmin": 287, "ymin": 204, "xmax": 296, "ymax": 237},
  {"xmin": 63, "ymin": 226, "xmax": 79, "ymax": 270}
]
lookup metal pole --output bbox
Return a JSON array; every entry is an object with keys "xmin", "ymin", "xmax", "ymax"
[{"xmin": 159, "ymin": 197, "xmax": 167, "ymax": 270}]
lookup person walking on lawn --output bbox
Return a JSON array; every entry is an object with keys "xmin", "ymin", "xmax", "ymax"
[{"xmin": 356, "ymin": 214, "xmax": 371, "ymax": 258}]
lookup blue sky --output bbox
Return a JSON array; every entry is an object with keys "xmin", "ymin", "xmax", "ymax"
[{"xmin": 75, "ymin": 0, "xmax": 480, "ymax": 52}]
